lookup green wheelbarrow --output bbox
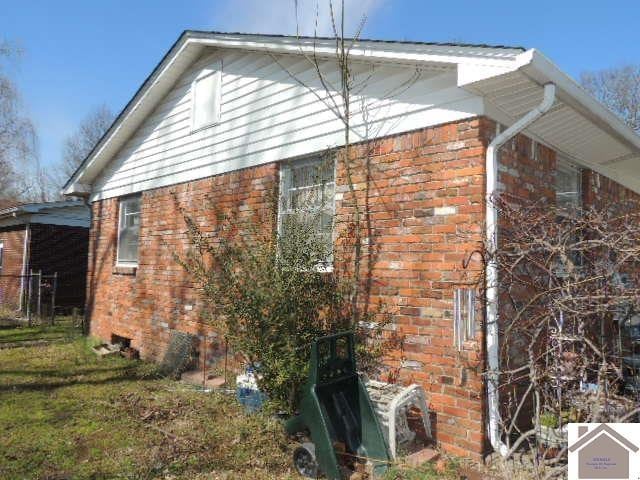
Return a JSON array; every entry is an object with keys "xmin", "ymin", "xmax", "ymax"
[{"xmin": 286, "ymin": 332, "xmax": 391, "ymax": 479}]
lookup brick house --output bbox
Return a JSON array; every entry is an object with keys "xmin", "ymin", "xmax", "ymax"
[
  {"xmin": 0, "ymin": 201, "xmax": 90, "ymax": 312},
  {"xmin": 62, "ymin": 32, "xmax": 640, "ymax": 459}
]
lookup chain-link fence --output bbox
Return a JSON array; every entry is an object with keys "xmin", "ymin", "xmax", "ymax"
[{"xmin": 0, "ymin": 271, "xmax": 58, "ymax": 326}]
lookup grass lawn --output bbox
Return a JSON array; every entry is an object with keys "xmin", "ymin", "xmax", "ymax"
[
  {"xmin": 0, "ymin": 322, "xmax": 469, "ymax": 480},
  {"xmin": 0, "ymin": 322, "xmax": 296, "ymax": 480}
]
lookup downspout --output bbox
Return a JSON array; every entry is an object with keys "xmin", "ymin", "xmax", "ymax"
[{"xmin": 485, "ymin": 82, "xmax": 556, "ymax": 457}]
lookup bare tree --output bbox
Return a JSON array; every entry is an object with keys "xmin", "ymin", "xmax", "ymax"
[
  {"xmin": 274, "ymin": 0, "xmax": 422, "ymax": 324},
  {"xmin": 581, "ymin": 65, "xmax": 640, "ymax": 133},
  {"xmin": 0, "ymin": 40, "xmax": 39, "ymax": 201},
  {"xmin": 59, "ymin": 104, "xmax": 114, "ymax": 180},
  {"xmin": 476, "ymin": 194, "xmax": 640, "ymax": 478}
]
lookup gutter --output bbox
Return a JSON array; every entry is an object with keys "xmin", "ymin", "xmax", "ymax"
[{"xmin": 485, "ymin": 82, "xmax": 556, "ymax": 457}]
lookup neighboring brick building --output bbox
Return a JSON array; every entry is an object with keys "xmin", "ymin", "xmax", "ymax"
[
  {"xmin": 0, "ymin": 201, "xmax": 90, "ymax": 312},
  {"xmin": 63, "ymin": 32, "xmax": 640, "ymax": 459}
]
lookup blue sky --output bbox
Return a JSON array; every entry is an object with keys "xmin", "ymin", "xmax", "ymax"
[{"xmin": 2, "ymin": 0, "xmax": 639, "ymax": 175}]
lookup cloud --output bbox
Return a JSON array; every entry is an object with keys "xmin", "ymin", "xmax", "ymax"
[{"xmin": 214, "ymin": 0, "xmax": 384, "ymax": 38}]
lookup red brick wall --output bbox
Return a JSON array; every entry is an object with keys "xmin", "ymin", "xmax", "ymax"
[
  {"xmin": 92, "ymin": 117, "xmax": 640, "ymax": 460},
  {"xmin": 583, "ymin": 169, "xmax": 640, "ymax": 207},
  {"xmin": 333, "ymin": 119, "xmax": 488, "ymax": 458},
  {"xmin": 87, "ymin": 118, "xmax": 490, "ymax": 459},
  {"xmin": 496, "ymin": 132, "xmax": 556, "ymax": 203},
  {"xmin": 0, "ymin": 226, "xmax": 26, "ymax": 309},
  {"xmin": 87, "ymin": 165, "xmax": 278, "ymax": 362}
]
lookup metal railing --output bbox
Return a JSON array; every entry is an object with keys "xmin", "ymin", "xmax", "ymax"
[{"xmin": 0, "ymin": 271, "xmax": 58, "ymax": 326}]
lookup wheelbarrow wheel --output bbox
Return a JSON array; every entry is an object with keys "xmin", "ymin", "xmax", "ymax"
[{"xmin": 293, "ymin": 442, "xmax": 319, "ymax": 478}]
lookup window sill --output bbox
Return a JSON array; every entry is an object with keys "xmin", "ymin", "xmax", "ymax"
[
  {"xmin": 190, "ymin": 121, "xmax": 218, "ymax": 135},
  {"xmin": 113, "ymin": 264, "xmax": 138, "ymax": 276}
]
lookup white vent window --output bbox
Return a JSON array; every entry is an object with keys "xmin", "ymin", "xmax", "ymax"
[
  {"xmin": 453, "ymin": 288, "xmax": 476, "ymax": 350},
  {"xmin": 191, "ymin": 63, "xmax": 221, "ymax": 131},
  {"xmin": 117, "ymin": 195, "xmax": 141, "ymax": 267}
]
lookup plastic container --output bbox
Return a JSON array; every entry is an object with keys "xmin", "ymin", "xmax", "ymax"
[{"xmin": 236, "ymin": 367, "xmax": 266, "ymax": 412}]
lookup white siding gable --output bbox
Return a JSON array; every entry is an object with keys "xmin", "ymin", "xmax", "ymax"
[{"xmin": 92, "ymin": 48, "xmax": 484, "ymax": 201}]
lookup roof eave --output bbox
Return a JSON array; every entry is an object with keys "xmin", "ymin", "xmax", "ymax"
[
  {"xmin": 0, "ymin": 200, "xmax": 87, "ymax": 219},
  {"xmin": 63, "ymin": 31, "xmax": 196, "ymax": 194},
  {"xmin": 460, "ymin": 48, "xmax": 640, "ymax": 194},
  {"xmin": 63, "ymin": 32, "xmax": 526, "ymax": 197},
  {"xmin": 522, "ymin": 49, "xmax": 640, "ymax": 153},
  {"xmin": 0, "ymin": 207, "xmax": 21, "ymax": 219},
  {"xmin": 460, "ymin": 48, "xmax": 640, "ymax": 155}
]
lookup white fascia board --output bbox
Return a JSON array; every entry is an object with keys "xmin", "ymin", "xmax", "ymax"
[
  {"xmin": 456, "ymin": 48, "xmax": 535, "ymax": 89},
  {"xmin": 457, "ymin": 63, "xmax": 516, "ymax": 86},
  {"xmin": 190, "ymin": 34, "xmax": 522, "ymax": 68},
  {"xmin": 64, "ymin": 35, "xmax": 200, "ymax": 192},
  {"xmin": 62, "ymin": 182, "xmax": 92, "ymax": 197}
]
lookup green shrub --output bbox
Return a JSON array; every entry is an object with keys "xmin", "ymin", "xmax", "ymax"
[
  {"xmin": 175, "ymin": 193, "xmax": 390, "ymax": 413},
  {"xmin": 539, "ymin": 412, "xmax": 559, "ymax": 429}
]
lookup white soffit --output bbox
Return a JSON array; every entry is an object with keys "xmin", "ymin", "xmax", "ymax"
[{"xmin": 461, "ymin": 50, "xmax": 640, "ymax": 194}]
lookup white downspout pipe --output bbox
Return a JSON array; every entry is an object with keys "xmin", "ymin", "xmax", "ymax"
[{"xmin": 485, "ymin": 83, "xmax": 556, "ymax": 457}]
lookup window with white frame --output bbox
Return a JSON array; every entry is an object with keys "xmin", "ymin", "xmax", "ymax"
[
  {"xmin": 554, "ymin": 160, "xmax": 584, "ymax": 275},
  {"xmin": 0, "ymin": 241, "xmax": 3, "ymax": 274},
  {"xmin": 117, "ymin": 195, "xmax": 141, "ymax": 266},
  {"xmin": 278, "ymin": 156, "xmax": 335, "ymax": 268},
  {"xmin": 556, "ymin": 159, "xmax": 582, "ymax": 210},
  {"xmin": 191, "ymin": 63, "xmax": 222, "ymax": 131}
]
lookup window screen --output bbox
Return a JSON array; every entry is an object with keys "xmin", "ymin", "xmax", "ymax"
[{"xmin": 279, "ymin": 157, "xmax": 335, "ymax": 268}]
